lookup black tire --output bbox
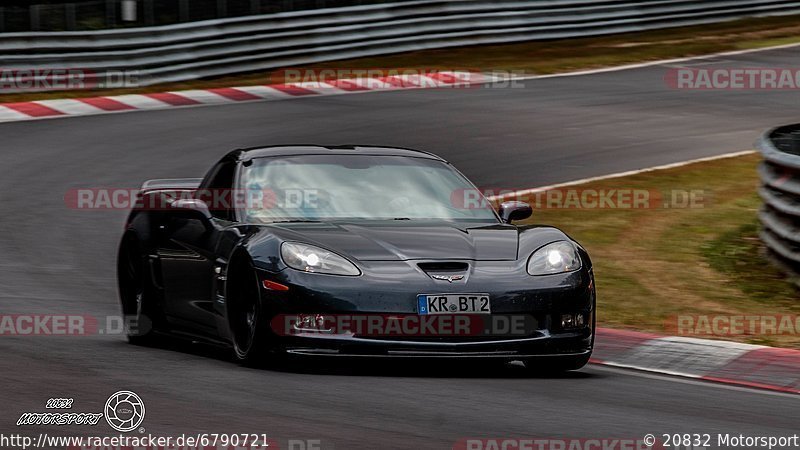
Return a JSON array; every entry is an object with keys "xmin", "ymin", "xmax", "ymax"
[
  {"xmin": 226, "ymin": 252, "xmax": 281, "ymax": 367},
  {"xmin": 117, "ymin": 233, "xmax": 162, "ymax": 346}
]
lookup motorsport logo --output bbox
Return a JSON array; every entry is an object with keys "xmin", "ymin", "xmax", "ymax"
[
  {"xmin": 17, "ymin": 390, "xmax": 145, "ymax": 432},
  {"xmin": 105, "ymin": 391, "xmax": 146, "ymax": 432}
]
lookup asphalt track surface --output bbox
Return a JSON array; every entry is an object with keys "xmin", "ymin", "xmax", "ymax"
[{"xmin": 2, "ymin": 46, "xmax": 800, "ymax": 449}]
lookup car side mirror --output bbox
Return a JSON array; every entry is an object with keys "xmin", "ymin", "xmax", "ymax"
[
  {"xmin": 498, "ymin": 201, "xmax": 532, "ymax": 223},
  {"xmin": 170, "ymin": 198, "xmax": 212, "ymax": 223}
]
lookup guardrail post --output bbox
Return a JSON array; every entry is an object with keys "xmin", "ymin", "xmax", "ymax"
[
  {"xmin": 179, "ymin": 0, "xmax": 189, "ymax": 22},
  {"xmin": 30, "ymin": 5, "xmax": 41, "ymax": 31},
  {"xmin": 105, "ymin": 0, "xmax": 117, "ymax": 28},
  {"xmin": 65, "ymin": 4, "xmax": 77, "ymax": 30},
  {"xmin": 121, "ymin": 0, "xmax": 137, "ymax": 22}
]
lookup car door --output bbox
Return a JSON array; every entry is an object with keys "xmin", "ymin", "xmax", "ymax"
[{"xmin": 157, "ymin": 158, "xmax": 238, "ymax": 334}]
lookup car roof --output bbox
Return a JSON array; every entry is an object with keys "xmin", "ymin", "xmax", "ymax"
[{"xmin": 228, "ymin": 145, "xmax": 447, "ymax": 162}]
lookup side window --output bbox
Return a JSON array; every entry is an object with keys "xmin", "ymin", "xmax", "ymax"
[{"xmin": 198, "ymin": 159, "xmax": 237, "ymax": 221}]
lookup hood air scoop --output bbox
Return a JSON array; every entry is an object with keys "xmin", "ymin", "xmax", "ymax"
[{"xmin": 418, "ymin": 262, "xmax": 469, "ymax": 283}]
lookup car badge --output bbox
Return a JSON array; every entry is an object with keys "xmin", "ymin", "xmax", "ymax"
[{"xmin": 431, "ymin": 274, "xmax": 465, "ymax": 283}]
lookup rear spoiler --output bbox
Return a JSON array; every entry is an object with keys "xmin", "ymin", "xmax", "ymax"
[
  {"xmin": 132, "ymin": 178, "xmax": 204, "ymax": 210},
  {"xmin": 140, "ymin": 178, "xmax": 203, "ymax": 193}
]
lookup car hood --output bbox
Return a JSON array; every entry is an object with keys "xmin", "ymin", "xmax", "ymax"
[{"xmin": 267, "ymin": 221, "xmax": 519, "ymax": 261}]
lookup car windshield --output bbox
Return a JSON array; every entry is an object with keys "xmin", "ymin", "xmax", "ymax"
[{"xmin": 239, "ymin": 154, "xmax": 499, "ymax": 223}]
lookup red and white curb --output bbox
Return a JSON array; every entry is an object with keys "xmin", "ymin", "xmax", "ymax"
[
  {"xmin": 593, "ymin": 328, "xmax": 800, "ymax": 394},
  {"xmin": 0, "ymin": 72, "xmax": 499, "ymax": 123},
  {"xmin": 7, "ymin": 40, "xmax": 800, "ymax": 125}
]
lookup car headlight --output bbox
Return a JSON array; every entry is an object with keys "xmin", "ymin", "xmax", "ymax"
[
  {"xmin": 527, "ymin": 241, "xmax": 581, "ymax": 275},
  {"xmin": 280, "ymin": 242, "xmax": 361, "ymax": 276}
]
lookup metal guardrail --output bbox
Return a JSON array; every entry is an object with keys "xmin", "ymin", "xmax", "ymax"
[
  {"xmin": 758, "ymin": 125, "xmax": 800, "ymax": 270},
  {"xmin": 1, "ymin": 0, "xmax": 400, "ymax": 32},
  {"xmin": 3, "ymin": 0, "xmax": 800, "ymax": 86}
]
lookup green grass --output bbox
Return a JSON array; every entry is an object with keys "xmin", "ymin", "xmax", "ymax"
[
  {"xmin": 517, "ymin": 153, "xmax": 800, "ymax": 348},
  {"xmin": 5, "ymin": 14, "xmax": 800, "ymax": 103},
  {"xmin": 703, "ymin": 222, "xmax": 800, "ymax": 305}
]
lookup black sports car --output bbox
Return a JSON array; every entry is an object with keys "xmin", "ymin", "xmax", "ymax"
[{"xmin": 117, "ymin": 145, "xmax": 595, "ymax": 371}]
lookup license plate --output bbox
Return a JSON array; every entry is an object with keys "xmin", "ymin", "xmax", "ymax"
[{"xmin": 417, "ymin": 294, "xmax": 491, "ymax": 314}]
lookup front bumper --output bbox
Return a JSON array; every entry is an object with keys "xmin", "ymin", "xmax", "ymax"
[
  {"xmin": 281, "ymin": 330, "xmax": 593, "ymax": 359},
  {"xmin": 250, "ymin": 258, "xmax": 595, "ymax": 359}
]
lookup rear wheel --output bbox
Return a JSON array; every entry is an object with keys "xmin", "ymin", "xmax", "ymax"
[
  {"xmin": 226, "ymin": 253, "xmax": 280, "ymax": 367},
  {"xmin": 117, "ymin": 234, "xmax": 162, "ymax": 345}
]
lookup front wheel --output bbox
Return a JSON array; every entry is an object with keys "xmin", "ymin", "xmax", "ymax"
[
  {"xmin": 226, "ymin": 254, "xmax": 281, "ymax": 367},
  {"xmin": 117, "ymin": 234, "xmax": 162, "ymax": 345}
]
